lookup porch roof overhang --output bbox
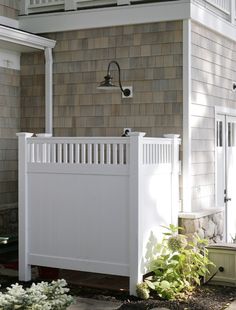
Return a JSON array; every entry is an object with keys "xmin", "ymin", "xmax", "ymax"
[
  {"xmin": 0, "ymin": 24, "xmax": 56, "ymax": 52},
  {"xmin": 0, "ymin": 24, "xmax": 56, "ymax": 135}
]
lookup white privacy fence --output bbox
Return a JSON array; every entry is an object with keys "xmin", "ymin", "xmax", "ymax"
[{"xmin": 17, "ymin": 132, "xmax": 180, "ymax": 294}]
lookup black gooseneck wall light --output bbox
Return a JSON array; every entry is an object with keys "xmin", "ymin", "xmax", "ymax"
[{"xmin": 98, "ymin": 60, "xmax": 131, "ymax": 97}]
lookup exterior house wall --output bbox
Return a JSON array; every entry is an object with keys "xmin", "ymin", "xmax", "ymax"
[
  {"xmin": 0, "ymin": 0, "xmax": 19, "ymax": 19},
  {"xmin": 191, "ymin": 21, "xmax": 236, "ymax": 211},
  {"xmin": 0, "ymin": 67, "xmax": 20, "ymax": 236},
  {"xmin": 20, "ymin": 21, "xmax": 183, "ymax": 139},
  {"xmin": 0, "ymin": 0, "xmax": 20, "ymax": 236},
  {"xmin": 20, "ymin": 52, "xmax": 45, "ymax": 134}
]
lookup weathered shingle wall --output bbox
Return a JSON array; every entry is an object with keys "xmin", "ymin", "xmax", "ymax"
[
  {"xmin": 0, "ymin": 67, "xmax": 20, "ymax": 236},
  {"xmin": 21, "ymin": 21, "xmax": 183, "ymax": 138},
  {"xmin": 0, "ymin": 0, "xmax": 19, "ymax": 19},
  {"xmin": 191, "ymin": 22, "xmax": 236, "ymax": 211}
]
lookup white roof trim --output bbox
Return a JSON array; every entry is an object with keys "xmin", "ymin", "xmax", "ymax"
[
  {"xmin": 0, "ymin": 16, "xmax": 19, "ymax": 28},
  {"xmin": 0, "ymin": 24, "xmax": 56, "ymax": 51},
  {"xmin": 19, "ymin": 0, "xmax": 236, "ymax": 43},
  {"xmin": 19, "ymin": 0, "xmax": 191, "ymax": 33}
]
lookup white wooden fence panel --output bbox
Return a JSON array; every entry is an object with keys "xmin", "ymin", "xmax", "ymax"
[
  {"xmin": 17, "ymin": 132, "xmax": 180, "ymax": 295},
  {"xmin": 28, "ymin": 172, "xmax": 129, "ymax": 275}
]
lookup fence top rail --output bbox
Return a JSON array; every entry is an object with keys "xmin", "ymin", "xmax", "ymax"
[
  {"xmin": 27, "ymin": 136, "xmax": 130, "ymax": 144},
  {"xmin": 143, "ymin": 137, "xmax": 181, "ymax": 144},
  {"xmin": 26, "ymin": 135, "xmax": 181, "ymax": 145}
]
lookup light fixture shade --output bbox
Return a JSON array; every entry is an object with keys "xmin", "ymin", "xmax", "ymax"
[
  {"xmin": 98, "ymin": 74, "xmax": 119, "ymax": 90},
  {"xmin": 97, "ymin": 60, "xmax": 131, "ymax": 97}
]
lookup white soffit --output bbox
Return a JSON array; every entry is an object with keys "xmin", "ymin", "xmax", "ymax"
[
  {"xmin": 0, "ymin": 24, "xmax": 56, "ymax": 52},
  {"xmin": 19, "ymin": 1, "xmax": 191, "ymax": 33}
]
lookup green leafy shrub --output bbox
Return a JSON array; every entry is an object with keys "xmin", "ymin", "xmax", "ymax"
[
  {"xmin": 137, "ymin": 224, "xmax": 214, "ymax": 300},
  {"xmin": 0, "ymin": 279, "xmax": 74, "ymax": 309}
]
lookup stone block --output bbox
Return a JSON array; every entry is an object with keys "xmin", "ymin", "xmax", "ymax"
[{"xmin": 205, "ymin": 220, "xmax": 215, "ymax": 238}]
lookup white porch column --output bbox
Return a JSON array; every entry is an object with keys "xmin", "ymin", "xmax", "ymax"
[
  {"xmin": 45, "ymin": 47, "xmax": 53, "ymax": 134},
  {"xmin": 17, "ymin": 132, "xmax": 34, "ymax": 281},
  {"xmin": 182, "ymin": 19, "xmax": 192, "ymax": 212}
]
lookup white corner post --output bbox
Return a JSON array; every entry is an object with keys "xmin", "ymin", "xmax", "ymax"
[
  {"xmin": 45, "ymin": 47, "xmax": 53, "ymax": 135},
  {"xmin": 170, "ymin": 135, "xmax": 181, "ymax": 226},
  {"xmin": 182, "ymin": 19, "xmax": 192, "ymax": 212},
  {"xmin": 17, "ymin": 132, "xmax": 33, "ymax": 281},
  {"xmin": 129, "ymin": 132, "xmax": 146, "ymax": 295}
]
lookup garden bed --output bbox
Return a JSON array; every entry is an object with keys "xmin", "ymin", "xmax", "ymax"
[
  {"xmin": 68, "ymin": 283, "xmax": 236, "ymax": 310},
  {"xmin": 0, "ymin": 275, "xmax": 235, "ymax": 309}
]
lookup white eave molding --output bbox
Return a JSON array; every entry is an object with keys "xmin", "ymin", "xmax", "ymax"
[
  {"xmin": 19, "ymin": 0, "xmax": 191, "ymax": 33},
  {"xmin": 0, "ymin": 24, "xmax": 55, "ymax": 51}
]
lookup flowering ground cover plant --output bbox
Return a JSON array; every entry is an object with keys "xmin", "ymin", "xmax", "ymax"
[
  {"xmin": 0, "ymin": 279, "xmax": 74, "ymax": 309},
  {"xmin": 137, "ymin": 224, "xmax": 215, "ymax": 300}
]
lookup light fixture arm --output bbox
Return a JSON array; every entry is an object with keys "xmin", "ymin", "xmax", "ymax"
[{"xmin": 107, "ymin": 60, "xmax": 131, "ymax": 97}]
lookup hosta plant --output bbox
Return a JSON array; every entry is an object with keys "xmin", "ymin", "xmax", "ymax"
[
  {"xmin": 137, "ymin": 224, "xmax": 215, "ymax": 300},
  {"xmin": 0, "ymin": 279, "xmax": 74, "ymax": 309}
]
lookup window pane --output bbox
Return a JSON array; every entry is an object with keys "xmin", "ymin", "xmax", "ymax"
[{"xmin": 217, "ymin": 121, "xmax": 223, "ymax": 147}]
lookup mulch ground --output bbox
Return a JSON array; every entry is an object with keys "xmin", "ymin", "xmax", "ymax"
[
  {"xmin": 68, "ymin": 283, "xmax": 236, "ymax": 310},
  {"xmin": 0, "ymin": 275, "xmax": 235, "ymax": 309}
]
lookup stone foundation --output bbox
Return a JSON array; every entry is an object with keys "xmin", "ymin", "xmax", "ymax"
[
  {"xmin": 0, "ymin": 203, "xmax": 18, "ymax": 237},
  {"xmin": 178, "ymin": 208, "xmax": 224, "ymax": 243}
]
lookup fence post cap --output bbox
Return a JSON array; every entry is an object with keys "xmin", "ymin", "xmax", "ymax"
[
  {"xmin": 129, "ymin": 132, "xmax": 146, "ymax": 137},
  {"xmin": 16, "ymin": 132, "xmax": 34, "ymax": 138},
  {"xmin": 35, "ymin": 133, "xmax": 52, "ymax": 138},
  {"xmin": 163, "ymin": 134, "xmax": 180, "ymax": 139}
]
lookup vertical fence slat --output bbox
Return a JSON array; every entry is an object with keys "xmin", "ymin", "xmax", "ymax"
[
  {"xmin": 106, "ymin": 144, "xmax": 111, "ymax": 164},
  {"xmin": 52, "ymin": 143, "xmax": 56, "ymax": 163},
  {"xmin": 69, "ymin": 143, "xmax": 74, "ymax": 163},
  {"xmin": 75, "ymin": 144, "xmax": 80, "ymax": 163},
  {"xmin": 94, "ymin": 144, "xmax": 98, "ymax": 164},
  {"xmin": 88, "ymin": 143, "xmax": 92, "ymax": 164},
  {"xmin": 63, "ymin": 143, "xmax": 68, "ymax": 163},
  {"xmin": 82, "ymin": 143, "xmax": 86, "ymax": 164},
  {"xmin": 46, "ymin": 143, "xmax": 50, "ymax": 163},
  {"xmin": 58, "ymin": 143, "xmax": 62, "ymax": 163},
  {"xmin": 28, "ymin": 143, "xmax": 34, "ymax": 163},
  {"xmin": 113, "ymin": 144, "xmax": 117, "ymax": 164},
  {"xmin": 119, "ymin": 144, "xmax": 124, "ymax": 165},
  {"xmin": 100, "ymin": 143, "xmax": 104, "ymax": 164}
]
